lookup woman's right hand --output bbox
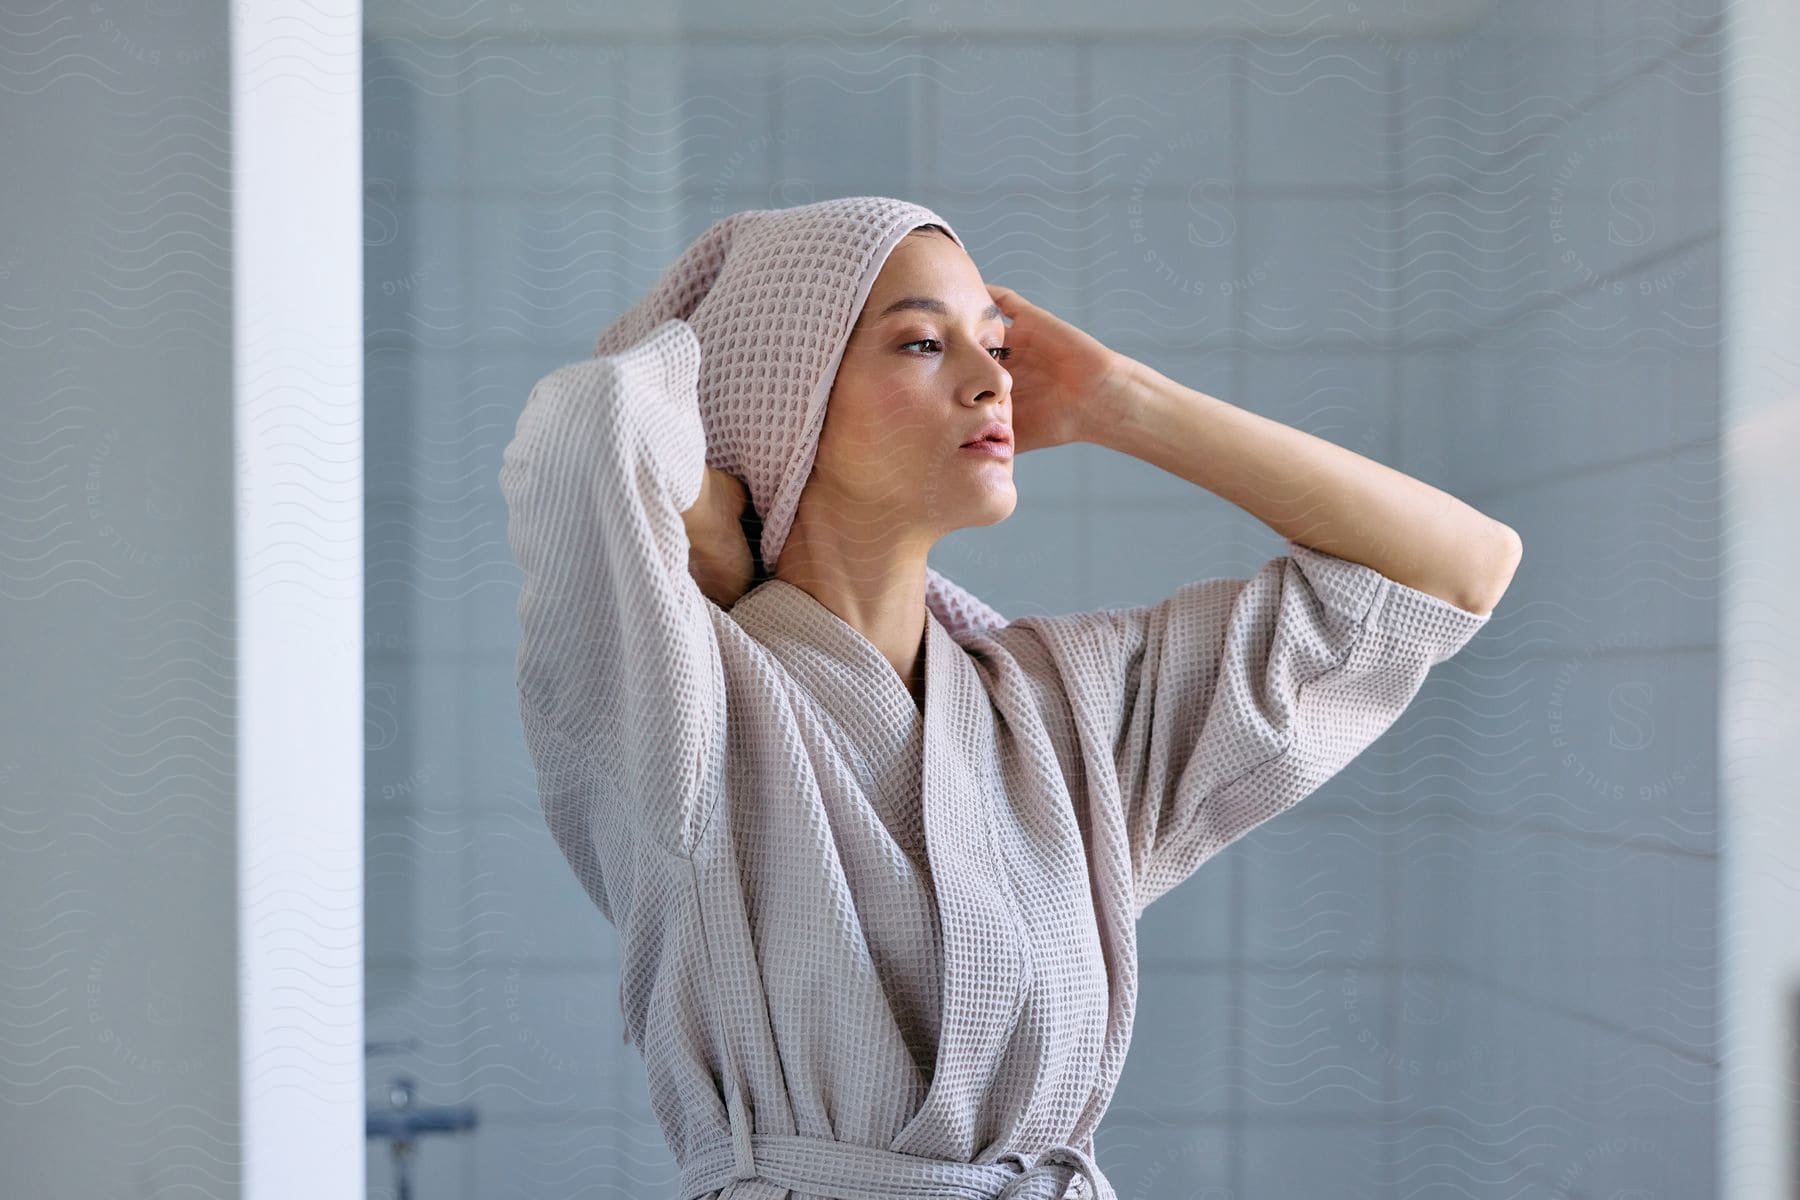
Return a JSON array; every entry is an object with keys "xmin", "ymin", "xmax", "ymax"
[{"xmin": 681, "ymin": 467, "xmax": 756, "ymax": 609}]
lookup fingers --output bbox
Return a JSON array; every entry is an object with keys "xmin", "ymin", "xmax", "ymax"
[
  {"xmin": 985, "ymin": 282, "xmax": 1025, "ymax": 310},
  {"xmin": 986, "ymin": 283, "xmax": 1030, "ymax": 329}
]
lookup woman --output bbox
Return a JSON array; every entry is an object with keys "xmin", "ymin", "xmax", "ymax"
[{"xmin": 499, "ymin": 196, "xmax": 1519, "ymax": 1200}]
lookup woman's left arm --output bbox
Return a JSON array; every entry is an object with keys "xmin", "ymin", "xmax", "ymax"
[
  {"xmin": 1096, "ymin": 357, "xmax": 1522, "ymax": 616},
  {"xmin": 985, "ymin": 282, "xmax": 1523, "ymax": 618}
]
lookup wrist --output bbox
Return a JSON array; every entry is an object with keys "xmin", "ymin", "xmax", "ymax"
[
  {"xmin": 1083, "ymin": 353, "xmax": 1157, "ymax": 452},
  {"xmin": 705, "ymin": 468, "xmax": 748, "ymax": 530}
]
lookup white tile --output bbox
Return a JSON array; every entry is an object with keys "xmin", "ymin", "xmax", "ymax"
[
  {"xmin": 365, "ymin": 190, "xmax": 465, "ymax": 353},
  {"xmin": 466, "ymin": 1111, "xmax": 677, "ymax": 1200},
  {"xmin": 1378, "ymin": 664, "xmax": 1513, "ymax": 823},
  {"xmin": 366, "ymin": 808, "xmax": 472, "ymax": 966},
  {"xmin": 1436, "ymin": 342, "xmax": 1535, "ymax": 495},
  {"xmin": 1502, "ymin": 15, "xmax": 1608, "ymax": 115},
  {"xmin": 464, "ymin": 42, "xmax": 628, "ymax": 193},
  {"xmin": 930, "ymin": 493, "xmax": 1084, "ymax": 619},
  {"xmin": 1238, "ymin": 1123, "xmax": 1387, "ymax": 1193},
  {"xmin": 1091, "ymin": 39, "xmax": 1238, "ymax": 193},
  {"xmin": 464, "ymin": 192, "xmax": 635, "ymax": 354},
  {"xmin": 1598, "ymin": 0, "xmax": 1723, "ymax": 92},
  {"xmin": 461, "ymin": 654, "xmax": 541, "ymax": 813},
  {"xmin": 1390, "ymin": 969, "xmax": 1524, "ymax": 1117},
  {"xmin": 364, "ymin": 492, "xmax": 478, "ymax": 654},
  {"xmin": 1242, "ymin": 38, "xmax": 1394, "ymax": 189},
  {"xmin": 366, "ymin": 350, "xmax": 496, "ymax": 511},
  {"xmin": 609, "ymin": 187, "xmax": 691, "ymax": 307},
  {"xmin": 1516, "ymin": 833, "xmax": 1606, "ymax": 1004},
  {"xmin": 365, "ymin": 657, "xmax": 466, "ymax": 812},
  {"xmin": 1506, "ymin": 1000, "xmax": 1595, "ymax": 1120},
  {"xmin": 1489, "ymin": 447, "xmax": 1719, "ymax": 652},
  {"xmin": 1394, "ymin": 350, "xmax": 1458, "ymax": 489},
  {"xmin": 1081, "ymin": 500, "xmax": 1277, "ymax": 614},
  {"xmin": 1453, "ymin": 18, "xmax": 1526, "ymax": 175},
  {"xmin": 1584, "ymin": 842, "xmax": 1717, "ymax": 969},
  {"xmin": 1494, "ymin": 234, "xmax": 1718, "ymax": 351},
  {"xmin": 1563, "ymin": 1075, "xmax": 1716, "ymax": 1197},
  {"xmin": 1395, "ymin": 183, "xmax": 1498, "ymax": 342},
  {"xmin": 773, "ymin": 43, "xmax": 926, "ymax": 199},
  {"xmin": 1237, "ymin": 958, "xmax": 1394, "ymax": 1109},
  {"xmin": 1239, "ymin": 811, "xmax": 1395, "ymax": 970},
  {"xmin": 1380, "ymin": 1096, "xmax": 1552, "ymax": 1195},
  {"xmin": 1527, "ymin": 649, "xmax": 1716, "ymax": 854},
  {"xmin": 1003, "ymin": 438, "xmax": 1087, "ymax": 505},
  {"xmin": 364, "ymin": 964, "xmax": 477, "ymax": 1112},
  {"xmin": 1089, "ymin": 1121, "xmax": 1233, "ymax": 1198},
  {"xmin": 1454, "ymin": 341, "xmax": 1718, "ymax": 492},
  {"xmin": 1110, "ymin": 969, "xmax": 1234, "ymax": 1119},
  {"xmin": 463, "ymin": 965, "xmax": 639, "ymax": 1118},
  {"xmin": 1528, "ymin": 78, "xmax": 1684, "ymax": 294},
  {"xmin": 1387, "ymin": 965, "xmax": 1509, "ymax": 1111},
  {"xmin": 1644, "ymin": 34, "xmax": 1725, "ymax": 240},
  {"xmin": 1398, "ymin": 35, "xmax": 1489, "ymax": 191},
  {"xmin": 366, "ymin": 1125, "xmax": 472, "ymax": 1200},
  {"xmin": 622, "ymin": 43, "xmax": 776, "ymax": 197},
  {"xmin": 1088, "ymin": 187, "xmax": 1239, "ymax": 352},
  {"xmin": 1392, "ymin": 810, "xmax": 1478, "ymax": 965},
  {"xmin": 1577, "ymin": 948, "xmax": 1717, "ymax": 1063},
  {"xmin": 458, "ymin": 497, "xmax": 522, "ymax": 656},
  {"xmin": 928, "ymin": 45, "xmax": 1085, "ymax": 190},
  {"xmin": 1471, "ymin": 164, "xmax": 1550, "ymax": 328},
  {"xmin": 364, "ymin": 37, "xmax": 466, "ymax": 194},
  {"xmin": 1136, "ymin": 852, "xmax": 1235, "ymax": 966},
  {"xmin": 465, "ymin": 808, "xmax": 621, "ymax": 968},
  {"xmin": 1240, "ymin": 193, "xmax": 1396, "ymax": 347}
]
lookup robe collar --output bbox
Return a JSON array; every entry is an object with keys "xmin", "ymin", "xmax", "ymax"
[
  {"xmin": 730, "ymin": 576, "xmax": 926, "ymax": 734},
  {"xmin": 727, "ymin": 576, "xmax": 1028, "ymax": 1160}
]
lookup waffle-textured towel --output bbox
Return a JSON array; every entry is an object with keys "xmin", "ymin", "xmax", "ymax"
[{"xmin": 501, "ymin": 202, "xmax": 1494, "ymax": 1199}]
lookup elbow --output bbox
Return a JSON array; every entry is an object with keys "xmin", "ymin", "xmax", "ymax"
[{"xmin": 1455, "ymin": 523, "xmax": 1523, "ymax": 617}]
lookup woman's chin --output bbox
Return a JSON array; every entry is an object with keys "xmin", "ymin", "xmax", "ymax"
[{"xmin": 961, "ymin": 481, "xmax": 1018, "ymax": 526}]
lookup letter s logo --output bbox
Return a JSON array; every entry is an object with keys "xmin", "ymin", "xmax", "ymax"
[{"xmin": 1606, "ymin": 177, "xmax": 1656, "ymax": 248}]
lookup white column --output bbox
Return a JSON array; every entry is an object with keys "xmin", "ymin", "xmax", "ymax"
[
  {"xmin": 1720, "ymin": 1, "xmax": 1800, "ymax": 1196},
  {"xmin": 233, "ymin": 2, "xmax": 366, "ymax": 1197}
]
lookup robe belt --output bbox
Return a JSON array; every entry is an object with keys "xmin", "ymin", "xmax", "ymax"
[{"xmin": 679, "ymin": 1091, "xmax": 1113, "ymax": 1199}]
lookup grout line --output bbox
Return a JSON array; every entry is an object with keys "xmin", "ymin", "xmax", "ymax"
[
  {"xmin": 1429, "ymin": 957, "xmax": 1721, "ymax": 1068},
  {"xmin": 1463, "ymin": 229, "xmax": 1721, "ymax": 343},
  {"xmin": 1460, "ymin": 431, "xmax": 1722, "ymax": 504}
]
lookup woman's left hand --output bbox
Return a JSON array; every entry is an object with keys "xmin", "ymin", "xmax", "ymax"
[{"xmin": 985, "ymin": 283, "xmax": 1136, "ymax": 454}]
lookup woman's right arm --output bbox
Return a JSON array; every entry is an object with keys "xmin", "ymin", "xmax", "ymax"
[{"xmin": 498, "ymin": 318, "xmax": 726, "ymax": 863}]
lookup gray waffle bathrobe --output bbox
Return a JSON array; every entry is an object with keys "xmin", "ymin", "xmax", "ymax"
[{"xmin": 498, "ymin": 317, "xmax": 1491, "ymax": 1200}]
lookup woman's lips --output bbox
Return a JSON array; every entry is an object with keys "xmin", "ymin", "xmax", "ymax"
[{"xmin": 960, "ymin": 439, "xmax": 1014, "ymax": 459}]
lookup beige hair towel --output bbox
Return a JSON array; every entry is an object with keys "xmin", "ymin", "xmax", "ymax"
[{"xmin": 591, "ymin": 195, "xmax": 1011, "ymax": 644}]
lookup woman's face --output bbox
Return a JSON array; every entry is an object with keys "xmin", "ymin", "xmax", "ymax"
[{"xmin": 806, "ymin": 228, "xmax": 1016, "ymax": 548}]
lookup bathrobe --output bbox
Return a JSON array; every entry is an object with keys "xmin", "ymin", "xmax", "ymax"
[{"xmin": 498, "ymin": 317, "xmax": 1492, "ymax": 1200}]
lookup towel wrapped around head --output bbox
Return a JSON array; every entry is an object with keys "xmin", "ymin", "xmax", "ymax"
[{"xmin": 592, "ymin": 195, "xmax": 1010, "ymax": 644}]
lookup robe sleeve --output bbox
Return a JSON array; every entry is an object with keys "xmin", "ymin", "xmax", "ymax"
[
  {"xmin": 1015, "ymin": 539, "xmax": 1491, "ymax": 917},
  {"xmin": 497, "ymin": 317, "xmax": 725, "ymax": 865}
]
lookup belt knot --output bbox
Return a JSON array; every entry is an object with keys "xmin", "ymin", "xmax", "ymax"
[{"xmin": 994, "ymin": 1141, "xmax": 1104, "ymax": 1199}]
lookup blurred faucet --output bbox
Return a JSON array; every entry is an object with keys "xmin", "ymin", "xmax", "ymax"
[{"xmin": 365, "ymin": 1038, "xmax": 479, "ymax": 1200}]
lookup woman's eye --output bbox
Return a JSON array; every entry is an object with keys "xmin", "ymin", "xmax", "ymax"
[{"xmin": 902, "ymin": 338, "xmax": 1012, "ymax": 361}]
